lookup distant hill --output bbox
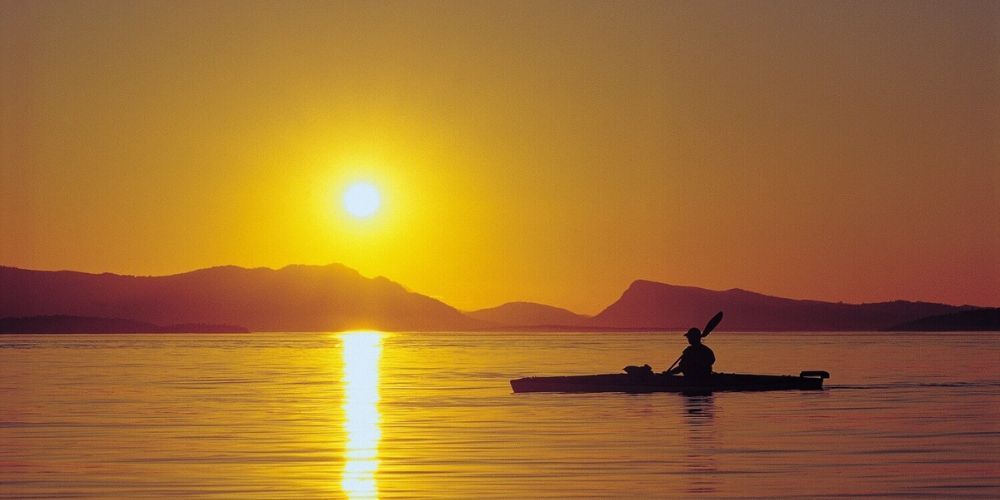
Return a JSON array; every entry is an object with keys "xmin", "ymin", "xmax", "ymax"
[
  {"xmin": 466, "ymin": 302, "xmax": 591, "ymax": 328},
  {"xmin": 887, "ymin": 308, "xmax": 1000, "ymax": 331},
  {"xmin": 2, "ymin": 265, "xmax": 991, "ymax": 333},
  {"xmin": 0, "ymin": 315, "xmax": 248, "ymax": 334},
  {"xmin": 0, "ymin": 265, "xmax": 483, "ymax": 332},
  {"xmin": 589, "ymin": 280, "xmax": 980, "ymax": 331}
]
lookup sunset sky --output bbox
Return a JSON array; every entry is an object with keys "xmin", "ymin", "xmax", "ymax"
[{"xmin": 2, "ymin": 1, "xmax": 997, "ymax": 314}]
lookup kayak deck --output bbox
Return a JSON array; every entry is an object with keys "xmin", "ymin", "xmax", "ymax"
[{"xmin": 510, "ymin": 371, "xmax": 829, "ymax": 394}]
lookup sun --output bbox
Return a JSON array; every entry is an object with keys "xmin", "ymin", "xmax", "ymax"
[{"xmin": 343, "ymin": 182, "xmax": 382, "ymax": 218}]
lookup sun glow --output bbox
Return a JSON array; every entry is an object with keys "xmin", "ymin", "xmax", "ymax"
[
  {"xmin": 341, "ymin": 331, "xmax": 383, "ymax": 498},
  {"xmin": 343, "ymin": 182, "xmax": 381, "ymax": 218}
]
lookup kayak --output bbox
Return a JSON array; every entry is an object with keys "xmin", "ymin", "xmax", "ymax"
[{"xmin": 510, "ymin": 371, "xmax": 830, "ymax": 394}]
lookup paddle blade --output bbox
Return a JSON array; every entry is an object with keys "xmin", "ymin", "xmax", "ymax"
[{"xmin": 702, "ymin": 311, "xmax": 724, "ymax": 337}]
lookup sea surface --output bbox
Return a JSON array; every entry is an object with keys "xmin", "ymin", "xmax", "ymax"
[{"xmin": 1, "ymin": 331, "xmax": 998, "ymax": 498}]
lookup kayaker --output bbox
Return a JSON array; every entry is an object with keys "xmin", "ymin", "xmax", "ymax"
[{"xmin": 667, "ymin": 328, "xmax": 715, "ymax": 379}]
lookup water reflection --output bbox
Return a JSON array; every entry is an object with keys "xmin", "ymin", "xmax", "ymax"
[
  {"xmin": 682, "ymin": 394, "xmax": 720, "ymax": 495},
  {"xmin": 341, "ymin": 331, "xmax": 383, "ymax": 499}
]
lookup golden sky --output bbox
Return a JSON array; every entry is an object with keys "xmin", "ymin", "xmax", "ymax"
[{"xmin": 2, "ymin": 1, "xmax": 997, "ymax": 314}]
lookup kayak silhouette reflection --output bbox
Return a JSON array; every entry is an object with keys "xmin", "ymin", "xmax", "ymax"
[
  {"xmin": 682, "ymin": 394, "xmax": 720, "ymax": 495},
  {"xmin": 341, "ymin": 331, "xmax": 383, "ymax": 499}
]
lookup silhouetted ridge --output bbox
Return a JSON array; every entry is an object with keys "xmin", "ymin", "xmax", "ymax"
[
  {"xmin": 887, "ymin": 308, "xmax": 1000, "ymax": 331},
  {"xmin": 467, "ymin": 302, "xmax": 591, "ymax": 328},
  {"xmin": 591, "ymin": 279, "xmax": 978, "ymax": 331},
  {"xmin": 0, "ymin": 265, "xmax": 482, "ymax": 332}
]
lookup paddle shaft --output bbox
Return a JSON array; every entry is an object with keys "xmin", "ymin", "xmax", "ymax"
[{"xmin": 665, "ymin": 353, "xmax": 684, "ymax": 374}]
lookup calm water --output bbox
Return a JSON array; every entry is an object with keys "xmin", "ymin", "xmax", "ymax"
[{"xmin": 1, "ymin": 332, "xmax": 998, "ymax": 498}]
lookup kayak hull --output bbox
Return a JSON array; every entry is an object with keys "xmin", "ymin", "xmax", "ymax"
[{"xmin": 510, "ymin": 372, "xmax": 826, "ymax": 394}]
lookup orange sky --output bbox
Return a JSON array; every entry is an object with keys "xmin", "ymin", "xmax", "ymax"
[{"xmin": 2, "ymin": 1, "xmax": 997, "ymax": 314}]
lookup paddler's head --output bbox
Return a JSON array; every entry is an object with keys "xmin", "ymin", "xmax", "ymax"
[{"xmin": 685, "ymin": 327, "xmax": 702, "ymax": 345}]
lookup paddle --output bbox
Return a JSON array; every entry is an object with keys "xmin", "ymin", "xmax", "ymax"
[
  {"xmin": 702, "ymin": 311, "xmax": 724, "ymax": 338},
  {"xmin": 665, "ymin": 311, "xmax": 724, "ymax": 374}
]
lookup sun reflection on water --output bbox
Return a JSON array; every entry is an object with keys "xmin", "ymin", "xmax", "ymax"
[{"xmin": 341, "ymin": 331, "xmax": 383, "ymax": 499}]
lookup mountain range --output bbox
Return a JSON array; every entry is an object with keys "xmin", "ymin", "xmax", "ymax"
[
  {"xmin": 0, "ymin": 264, "xmax": 479, "ymax": 332},
  {"xmin": 589, "ymin": 280, "xmax": 981, "ymax": 331},
  {"xmin": 0, "ymin": 264, "xmax": 993, "ymax": 332}
]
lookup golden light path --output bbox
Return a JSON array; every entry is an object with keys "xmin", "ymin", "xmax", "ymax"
[{"xmin": 340, "ymin": 331, "xmax": 384, "ymax": 499}]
